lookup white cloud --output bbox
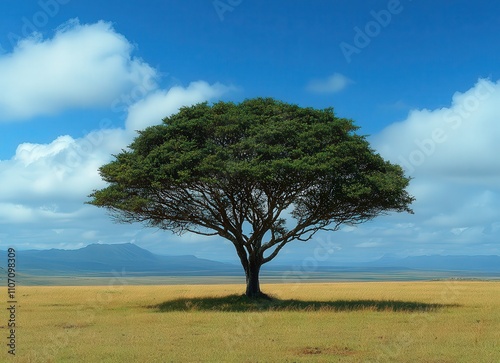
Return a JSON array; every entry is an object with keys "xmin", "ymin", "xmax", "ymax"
[
  {"xmin": 306, "ymin": 73, "xmax": 353, "ymax": 94},
  {"xmin": 0, "ymin": 20, "xmax": 235, "ymax": 208},
  {"xmin": 0, "ymin": 59, "xmax": 235, "ymax": 252},
  {"xmin": 0, "ymin": 19, "xmax": 156, "ymax": 121},
  {"xmin": 424, "ymin": 189, "xmax": 500, "ymax": 229},
  {"xmin": 0, "ymin": 128, "xmax": 130, "ymax": 205},
  {"xmin": 0, "ymin": 18, "xmax": 241, "ymax": 254},
  {"xmin": 14, "ymin": 135, "xmax": 73, "ymax": 166},
  {"xmin": 356, "ymin": 241, "xmax": 383, "ymax": 248},
  {"xmin": 366, "ymin": 78, "xmax": 500, "ymax": 256},
  {"xmin": 373, "ymin": 78, "xmax": 500, "ymax": 182},
  {"xmin": 0, "ymin": 81, "xmax": 230, "ymax": 222},
  {"xmin": 0, "ymin": 203, "xmax": 35, "ymax": 224},
  {"xmin": 125, "ymin": 81, "xmax": 233, "ymax": 131}
]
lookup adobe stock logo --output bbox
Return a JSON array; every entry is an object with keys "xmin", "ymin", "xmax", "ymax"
[
  {"xmin": 398, "ymin": 79, "xmax": 495, "ymax": 175},
  {"xmin": 0, "ymin": 0, "xmax": 70, "ymax": 54},
  {"xmin": 213, "ymin": 0, "xmax": 243, "ymax": 21},
  {"xmin": 340, "ymin": 0, "xmax": 411, "ymax": 63}
]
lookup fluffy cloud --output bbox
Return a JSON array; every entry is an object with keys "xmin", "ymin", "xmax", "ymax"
[
  {"xmin": 0, "ymin": 82, "xmax": 228, "ymax": 207},
  {"xmin": 125, "ymin": 81, "xmax": 233, "ymax": 131},
  {"xmin": 2, "ymin": 79, "xmax": 233, "ymax": 207},
  {"xmin": 367, "ymin": 78, "xmax": 500, "ymax": 256},
  {"xmin": 0, "ymin": 20, "xmax": 236, "ymax": 252},
  {"xmin": 0, "ymin": 19, "xmax": 156, "ymax": 121},
  {"xmin": 306, "ymin": 73, "xmax": 353, "ymax": 94},
  {"xmin": 373, "ymin": 79, "xmax": 500, "ymax": 182},
  {"xmin": 0, "ymin": 128, "xmax": 130, "ymax": 206}
]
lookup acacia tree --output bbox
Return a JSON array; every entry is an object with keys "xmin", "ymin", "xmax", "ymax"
[{"xmin": 88, "ymin": 98, "xmax": 414, "ymax": 298}]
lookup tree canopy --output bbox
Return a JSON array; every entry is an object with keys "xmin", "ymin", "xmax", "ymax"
[{"xmin": 88, "ymin": 98, "xmax": 414, "ymax": 297}]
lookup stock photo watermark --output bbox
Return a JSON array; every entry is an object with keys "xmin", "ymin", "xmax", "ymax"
[
  {"xmin": 340, "ymin": 0, "xmax": 412, "ymax": 64},
  {"xmin": 223, "ymin": 312, "xmax": 264, "ymax": 351},
  {"xmin": 281, "ymin": 235, "xmax": 340, "ymax": 291},
  {"xmin": 369, "ymin": 280, "xmax": 464, "ymax": 363},
  {"xmin": 223, "ymin": 235, "xmax": 340, "ymax": 351},
  {"xmin": 5, "ymin": 248, "xmax": 17, "ymax": 357},
  {"xmin": 398, "ymin": 79, "xmax": 495, "ymax": 175},
  {"xmin": 26, "ymin": 269, "xmax": 128, "ymax": 362},
  {"xmin": 213, "ymin": 0, "xmax": 243, "ymax": 21},
  {"xmin": 0, "ymin": 0, "xmax": 70, "ymax": 54},
  {"xmin": 50, "ymin": 73, "xmax": 156, "ymax": 174}
]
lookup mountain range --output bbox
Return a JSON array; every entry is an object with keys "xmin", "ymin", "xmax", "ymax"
[
  {"xmin": 0, "ymin": 243, "xmax": 239, "ymax": 276},
  {"xmin": 1, "ymin": 243, "xmax": 499, "ymax": 277},
  {"xmin": 365, "ymin": 254, "xmax": 500, "ymax": 272}
]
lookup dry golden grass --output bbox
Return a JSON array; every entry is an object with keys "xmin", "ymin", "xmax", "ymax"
[{"xmin": 1, "ymin": 281, "xmax": 499, "ymax": 362}]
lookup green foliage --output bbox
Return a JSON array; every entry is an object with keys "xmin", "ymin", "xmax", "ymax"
[{"xmin": 88, "ymin": 97, "xmax": 414, "ymax": 295}]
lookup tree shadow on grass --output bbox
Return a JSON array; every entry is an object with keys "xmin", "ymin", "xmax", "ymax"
[{"xmin": 151, "ymin": 294, "xmax": 458, "ymax": 313}]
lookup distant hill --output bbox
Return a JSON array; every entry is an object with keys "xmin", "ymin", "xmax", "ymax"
[
  {"xmin": 0, "ymin": 243, "xmax": 239, "ymax": 276},
  {"xmin": 1, "ymin": 244, "xmax": 499, "ymax": 280},
  {"xmin": 368, "ymin": 254, "xmax": 500, "ymax": 272}
]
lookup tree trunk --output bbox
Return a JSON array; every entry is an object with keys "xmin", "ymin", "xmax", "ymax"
[{"xmin": 245, "ymin": 262, "xmax": 262, "ymax": 298}]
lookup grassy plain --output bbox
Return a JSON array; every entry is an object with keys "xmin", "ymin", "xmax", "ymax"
[{"xmin": 1, "ymin": 281, "xmax": 499, "ymax": 362}]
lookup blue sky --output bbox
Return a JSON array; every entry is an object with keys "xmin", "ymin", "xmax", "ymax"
[{"xmin": 1, "ymin": 0, "xmax": 499, "ymax": 264}]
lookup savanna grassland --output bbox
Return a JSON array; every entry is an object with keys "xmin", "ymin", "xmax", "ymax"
[{"xmin": 2, "ymin": 281, "xmax": 499, "ymax": 362}]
